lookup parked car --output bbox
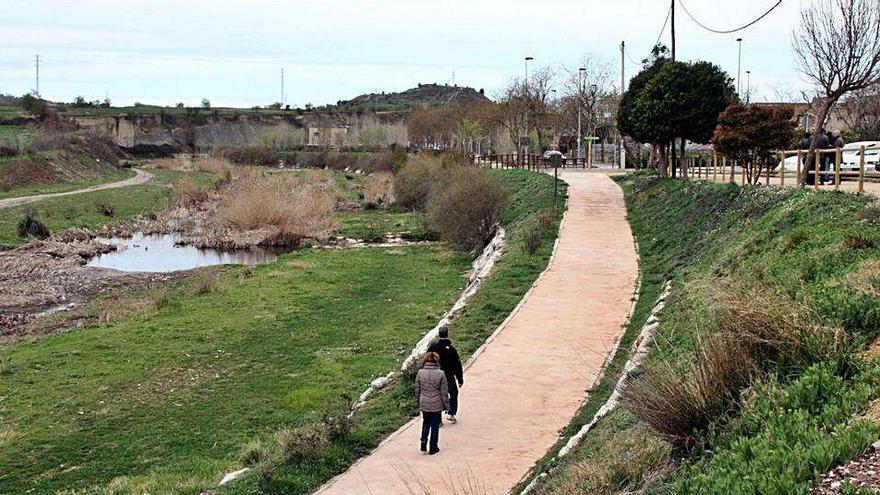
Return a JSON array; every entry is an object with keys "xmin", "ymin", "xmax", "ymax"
[{"xmin": 542, "ymin": 150, "xmax": 565, "ymax": 160}]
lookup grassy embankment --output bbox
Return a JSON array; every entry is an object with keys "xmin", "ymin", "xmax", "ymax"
[
  {"xmin": 528, "ymin": 173, "xmax": 880, "ymax": 495},
  {"xmin": 0, "ymin": 169, "xmax": 566, "ymax": 495}
]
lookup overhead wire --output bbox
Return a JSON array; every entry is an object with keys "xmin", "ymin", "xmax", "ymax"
[
  {"xmin": 678, "ymin": 0, "xmax": 783, "ymax": 34},
  {"xmin": 626, "ymin": 5, "xmax": 671, "ymax": 67}
]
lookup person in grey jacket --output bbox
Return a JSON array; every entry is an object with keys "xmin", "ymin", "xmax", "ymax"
[{"xmin": 415, "ymin": 352, "xmax": 449, "ymax": 454}]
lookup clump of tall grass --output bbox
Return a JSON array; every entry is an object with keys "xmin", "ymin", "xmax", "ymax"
[
  {"xmin": 174, "ymin": 177, "xmax": 209, "ymax": 206},
  {"xmin": 216, "ymin": 173, "xmax": 337, "ymax": 243},
  {"xmin": 624, "ymin": 281, "xmax": 850, "ymax": 449},
  {"xmin": 364, "ymin": 172, "xmax": 395, "ymax": 209},
  {"xmin": 17, "ymin": 212, "xmax": 50, "ymax": 239},
  {"xmin": 623, "ymin": 335, "xmax": 754, "ymax": 449}
]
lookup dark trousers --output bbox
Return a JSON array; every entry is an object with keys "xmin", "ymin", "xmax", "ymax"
[
  {"xmin": 421, "ymin": 411, "xmax": 441, "ymax": 448},
  {"xmin": 448, "ymin": 379, "xmax": 459, "ymax": 416}
]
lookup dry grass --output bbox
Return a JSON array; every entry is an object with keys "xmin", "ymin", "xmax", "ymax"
[
  {"xmin": 174, "ymin": 177, "xmax": 209, "ymax": 206},
  {"xmin": 537, "ymin": 421, "xmax": 671, "ymax": 495},
  {"xmin": 216, "ymin": 172, "xmax": 337, "ymax": 243},
  {"xmin": 623, "ymin": 335, "xmax": 754, "ymax": 448},
  {"xmin": 364, "ymin": 172, "xmax": 395, "ymax": 209},
  {"xmin": 714, "ymin": 283, "xmax": 849, "ymax": 369},
  {"xmin": 848, "ymin": 259, "xmax": 880, "ymax": 299},
  {"xmin": 396, "ymin": 465, "xmax": 488, "ymax": 495},
  {"xmin": 624, "ymin": 280, "xmax": 848, "ymax": 448}
]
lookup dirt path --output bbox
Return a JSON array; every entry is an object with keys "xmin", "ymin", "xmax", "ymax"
[
  {"xmin": 315, "ymin": 172, "xmax": 639, "ymax": 495},
  {"xmin": 0, "ymin": 169, "xmax": 154, "ymax": 210}
]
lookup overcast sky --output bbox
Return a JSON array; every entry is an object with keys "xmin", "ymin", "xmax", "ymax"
[{"xmin": 1, "ymin": 0, "xmax": 811, "ymax": 107}]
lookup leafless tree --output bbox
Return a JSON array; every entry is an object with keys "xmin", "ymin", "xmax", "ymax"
[
  {"xmin": 561, "ymin": 57, "xmax": 615, "ymax": 157},
  {"xmin": 837, "ymin": 85, "xmax": 880, "ymax": 140},
  {"xmin": 793, "ymin": 0, "xmax": 880, "ymax": 184}
]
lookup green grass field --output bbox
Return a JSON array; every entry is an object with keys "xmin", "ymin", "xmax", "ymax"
[
  {"xmin": 0, "ymin": 246, "xmax": 470, "ymax": 494},
  {"xmin": 0, "ymin": 166, "xmax": 135, "ymax": 201},
  {"xmin": 529, "ymin": 173, "xmax": 880, "ymax": 495},
  {"xmin": 0, "ymin": 169, "xmax": 566, "ymax": 495},
  {"xmin": 0, "ymin": 169, "xmax": 212, "ymax": 247},
  {"xmin": 0, "ymin": 125, "xmax": 36, "ymax": 145}
]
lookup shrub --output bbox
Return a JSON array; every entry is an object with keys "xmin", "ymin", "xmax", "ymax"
[
  {"xmin": 175, "ymin": 177, "xmax": 209, "ymax": 206},
  {"xmin": 212, "ymin": 145, "xmax": 277, "ymax": 166},
  {"xmin": 623, "ymin": 335, "xmax": 754, "ymax": 449},
  {"xmin": 95, "ymin": 202, "xmax": 115, "ymax": 217},
  {"xmin": 217, "ymin": 172, "xmax": 337, "ymax": 243},
  {"xmin": 678, "ymin": 363, "xmax": 880, "ymax": 494},
  {"xmin": 0, "ymin": 145, "xmax": 18, "ymax": 157},
  {"xmin": 522, "ymin": 223, "xmax": 543, "ymax": 256},
  {"xmin": 425, "ymin": 166, "xmax": 506, "ymax": 252},
  {"xmin": 239, "ymin": 441, "xmax": 272, "ymax": 467},
  {"xmin": 364, "ymin": 172, "xmax": 394, "ymax": 209},
  {"xmin": 394, "ymin": 156, "xmax": 443, "ymax": 210},
  {"xmin": 17, "ymin": 213, "xmax": 50, "ymax": 239},
  {"xmin": 321, "ymin": 395, "xmax": 355, "ymax": 440},
  {"xmin": 277, "ymin": 424, "xmax": 329, "ymax": 463}
]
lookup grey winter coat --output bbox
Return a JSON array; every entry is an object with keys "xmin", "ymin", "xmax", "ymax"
[{"xmin": 415, "ymin": 362, "xmax": 450, "ymax": 413}]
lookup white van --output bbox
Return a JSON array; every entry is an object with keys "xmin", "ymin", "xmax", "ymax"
[{"xmin": 782, "ymin": 141, "xmax": 880, "ymax": 173}]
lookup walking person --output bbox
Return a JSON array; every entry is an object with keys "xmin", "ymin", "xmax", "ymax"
[
  {"xmin": 415, "ymin": 352, "xmax": 449, "ymax": 455},
  {"xmin": 428, "ymin": 325, "xmax": 464, "ymax": 424}
]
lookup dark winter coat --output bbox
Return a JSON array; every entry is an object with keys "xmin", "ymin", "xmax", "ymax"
[
  {"xmin": 428, "ymin": 338, "xmax": 464, "ymax": 385},
  {"xmin": 415, "ymin": 362, "xmax": 450, "ymax": 413}
]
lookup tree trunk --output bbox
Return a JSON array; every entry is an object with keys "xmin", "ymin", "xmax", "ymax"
[
  {"xmin": 680, "ymin": 139, "xmax": 687, "ymax": 181},
  {"xmin": 670, "ymin": 141, "xmax": 677, "ymax": 178},
  {"xmin": 800, "ymin": 96, "xmax": 837, "ymax": 186},
  {"xmin": 659, "ymin": 145, "xmax": 668, "ymax": 177}
]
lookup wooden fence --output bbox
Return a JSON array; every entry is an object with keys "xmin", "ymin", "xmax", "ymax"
[
  {"xmin": 679, "ymin": 146, "xmax": 879, "ymax": 195},
  {"xmin": 471, "ymin": 154, "xmax": 596, "ymax": 170}
]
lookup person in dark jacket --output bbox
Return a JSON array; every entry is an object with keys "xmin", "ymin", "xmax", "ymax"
[
  {"xmin": 814, "ymin": 129, "xmax": 830, "ymax": 185},
  {"xmin": 428, "ymin": 325, "xmax": 464, "ymax": 423},
  {"xmin": 415, "ymin": 352, "xmax": 449, "ymax": 454}
]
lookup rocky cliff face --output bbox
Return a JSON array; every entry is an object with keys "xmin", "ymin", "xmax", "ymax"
[{"xmin": 71, "ymin": 112, "xmax": 409, "ymax": 150}]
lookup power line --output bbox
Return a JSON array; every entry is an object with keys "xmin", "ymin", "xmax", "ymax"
[
  {"xmin": 626, "ymin": 5, "xmax": 671, "ymax": 67},
  {"xmin": 678, "ymin": 0, "xmax": 783, "ymax": 34}
]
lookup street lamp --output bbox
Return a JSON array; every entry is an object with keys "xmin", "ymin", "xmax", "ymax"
[
  {"xmin": 525, "ymin": 56, "xmax": 534, "ymax": 82},
  {"xmin": 578, "ymin": 67, "xmax": 586, "ymax": 160},
  {"xmin": 736, "ymin": 38, "xmax": 743, "ymax": 96},
  {"xmin": 746, "ymin": 70, "xmax": 751, "ymax": 104}
]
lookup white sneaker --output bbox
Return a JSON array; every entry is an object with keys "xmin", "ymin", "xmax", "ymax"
[{"xmin": 446, "ymin": 414, "xmax": 457, "ymax": 423}]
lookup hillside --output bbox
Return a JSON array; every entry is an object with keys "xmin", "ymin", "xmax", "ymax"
[{"xmin": 337, "ymin": 83, "xmax": 490, "ymax": 112}]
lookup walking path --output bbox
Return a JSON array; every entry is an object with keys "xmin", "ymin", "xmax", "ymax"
[
  {"xmin": 316, "ymin": 172, "xmax": 639, "ymax": 495},
  {"xmin": 0, "ymin": 168, "xmax": 154, "ymax": 210}
]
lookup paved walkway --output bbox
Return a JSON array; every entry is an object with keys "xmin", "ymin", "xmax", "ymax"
[
  {"xmin": 0, "ymin": 168, "xmax": 154, "ymax": 210},
  {"xmin": 316, "ymin": 172, "xmax": 639, "ymax": 495}
]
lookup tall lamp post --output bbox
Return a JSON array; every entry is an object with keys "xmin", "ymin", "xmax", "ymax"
[
  {"xmin": 577, "ymin": 67, "xmax": 586, "ymax": 160},
  {"xmin": 746, "ymin": 70, "xmax": 751, "ymax": 104},
  {"xmin": 736, "ymin": 38, "xmax": 743, "ymax": 96}
]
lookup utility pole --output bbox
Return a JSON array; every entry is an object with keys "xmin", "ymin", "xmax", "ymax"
[
  {"xmin": 620, "ymin": 41, "xmax": 626, "ymax": 169},
  {"xmin": 670, "ymin": 0, "xmax": 676, "ymax": 61},
  {"xmin": 34, "ymin": 54, "xmax": 40, "ymax": 97},
  {"xmin": 578, "ymin": 67, "xmax": 585, "ymax": 160},
  {"xmin": 280, "ymin": 68, "xmax": 285, "ymax": 105}
]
